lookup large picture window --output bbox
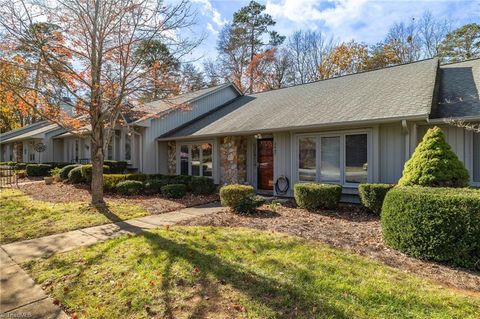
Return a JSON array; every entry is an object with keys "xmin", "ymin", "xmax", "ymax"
[
  {"xmin": 179, "ymin": 142, "xmax": 213, "ymax": 178},
  {"xmin": 297, "ymin": 132, "xmax": 370, "ymax": 186}
]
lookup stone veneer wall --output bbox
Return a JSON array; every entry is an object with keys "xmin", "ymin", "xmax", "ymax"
[
  {"xmin": 167, "ymin": 141, "xmax": 176, "ymax": 175},
  {"xmin": 220, "ymin": 136, "xmax": 247, "ymax": 184}
]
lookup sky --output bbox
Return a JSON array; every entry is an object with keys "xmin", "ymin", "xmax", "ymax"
[{"xmin": 176, "ymin": 0, "xmax": 480, "ymax": 66}]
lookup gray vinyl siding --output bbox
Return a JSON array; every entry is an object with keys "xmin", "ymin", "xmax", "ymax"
[
  {"xmin": 379, "ymin": 123, "xmax": 405, "ymax": 183},
  {"xmin": 143, "ymin": 86, "xmax": 239, "ymax": 173},
  {"xmin": 273, "ymin": 132, "xmax": 293, "ymax": 196}
]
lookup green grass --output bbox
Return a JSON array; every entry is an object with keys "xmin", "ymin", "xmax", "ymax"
[
  {"xmin": 24, "ymin": 227, "xmax": 479, "ymax": 319},
  {"xmin": 0, "ymin": 189, "xmax": 150, "ymax": 244}
]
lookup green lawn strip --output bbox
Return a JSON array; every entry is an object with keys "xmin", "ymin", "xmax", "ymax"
[
  {"xmin": 24, "ymin": 227, "xmax": 480, "ymax": 319},
  {"xmin": 0, "ymin": 189, "xmax": 150, "ymax": 244}
]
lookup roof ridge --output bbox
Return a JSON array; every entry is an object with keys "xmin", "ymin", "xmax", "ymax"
[
  {"xmin": 245, "ymin": 57, "xmax": 438, "ymax": 97},
  {"xmin": 439, "ymin": 57, "xmax": 480, "ymax": 66}
]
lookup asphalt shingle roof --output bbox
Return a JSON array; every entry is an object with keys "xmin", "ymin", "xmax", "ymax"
[
  {"xmin": 162, "ymin": 58, "xmax": 439, "ymax": 139},
  {"xmin": 431, "ymin": 58, "xmax": 480, "ymax": 119}
]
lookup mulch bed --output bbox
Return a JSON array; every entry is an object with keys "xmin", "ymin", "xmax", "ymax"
[
  {"xmin": 17, "ymin": 182, "xmax": 219, "ymax": 215},
  {"xmin": 179, "ymin": 202, "xmax": 480, "ymax": 293}
]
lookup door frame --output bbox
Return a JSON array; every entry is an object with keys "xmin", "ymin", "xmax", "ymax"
[{"xmin": 256, "ymin": 138, "xmax": 274, "ymax": 191}]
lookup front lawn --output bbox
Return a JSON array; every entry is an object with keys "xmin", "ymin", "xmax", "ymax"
[
  {"xmin": 0, "ymin": 189, "xmax": 150, "ymax": 244},
  {"xmin": 25, "ymin": 227, "xmax": 479, "ymax": 319}
]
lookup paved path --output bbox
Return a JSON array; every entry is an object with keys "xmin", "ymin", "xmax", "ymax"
[{"xmin": 0, "ymin": 202, "xmax": 222, "ymax": 318}]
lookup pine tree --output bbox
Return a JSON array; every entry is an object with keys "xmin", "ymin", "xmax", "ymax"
[{"xmin": 398, "ymin": 126, "xmax": 469, "ymax": 187}]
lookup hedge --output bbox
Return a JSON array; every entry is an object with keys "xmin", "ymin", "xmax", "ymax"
[
  {"xmin": 190, "ymin": 176, "xmax": 216, "ymax": 194},
  {"xmin": 358, "ymin": 183, "xmax": 395, "ymax": 215},
  {"xmin": 382, "ymin": 186, "xmax": 480, "ymax": 270},
  {"xmin": 25, "ymin": 164, "xmax": 52, "ymax": 177},
  {"xmin": 80, "ymin": 164, "xmax": 110, "ymax": 182},
  {"xmin": 43, "ymin": 162, "xmax": 72, "ymax": 169},
  {"xmin": 294, "ymin": 183, "xmax": 342, "ymax": 210},
  {"xmin": 59, "ymin": 164, "xmax": 81, "ymax": 180},
  {"xmin": 103, "ymin": 173, "xmax": 147, "ymax": 191},
  {"xmin": 68, "ymin": 166, "xmax": 85, "ymax": 183},
  {"xmin": 116, "ymin": 180, "xmax": 145, "ymax": 195},
  {"xmin": 104, "ymin": 160, "xmax": 128, "ymax": 174},
  {"xmin": 144, "ymin": 179, "xmax": 168, "ymax": 195},
  {"xmin": 234, "ymin": 195, "xmax": 266, "ymax": 214},
  {"xmin": 0, "ymin": 162, "xmax": 26, "ymax": 170},
  {"xmin": 161, "ymin": 184, "xmax": 187, "ymax": 198},
  {"xmin": 220, "ymin": 184, "xmax": 254, "ymax": 208}
]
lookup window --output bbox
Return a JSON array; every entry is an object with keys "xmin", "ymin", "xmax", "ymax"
[
  {"xmin": 474, "ymin": 133, "xmax": 480, "ymax": 183},
  {"xmin": 298, "ymin": 137, "xmax": 316, "ymax": 181},
  {"xmin": 321, "ymin": 136, "xmax": 340, "ymax": 183},
  {"xmin": 345, "ymin": 134, "xmax": 368, "ymax": 184},
  {"xmin": 297, "ymin": 132, "xmax": 369, "ymax": 186},
  {"xmin": 125, "ymin": 134, "xmax": 131, "ymax": 161},
  {"xmin": 179, "ymin": 142, "xmax": 213, "ymax": 178}
]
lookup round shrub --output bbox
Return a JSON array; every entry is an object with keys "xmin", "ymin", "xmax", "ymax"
[
  {"xmin": 398, "ymin": 126, "xmax": 469, "ymax": 187},
  {"xmin": 358, "ymin": 183, "xmax": 395, "ymax": 215},
  {"xmin": 104, "ymin": 160, "xmax": 128, "ymax": 174},
  {"xmin": 190, "ymin": 176, "xmax": 216, "ymax": 194},
  {"xmin": 382, "ymin": 187, "xmax": 480, "ymax": 270},
  {"xmin": 25, "ymin": 164, "xmax": 52, "ymax": 177},
  {"xmin": 294, "ymin": 183, "xmax": 342, "ymax": 210},
  {"xmin": 80, "ymin": 164, "xmax": 110, "ymax": 182},
  {"xmin": 68, "ymin": 166, "xmax": 85, "ymax": 184},
  {"xmin": 144, "ymin": 179, "xmax": 168, "ymax": 195},
  {"xmin": 161, "ymin": 184, "xmax": 187, "ymax": 198},
  {"xmin": 220, "ymin": 184, "xmax": 254, "ymax": 208},
  {"xmin": 234, "ymin": 195, "xmax": 266, "ymax": 214},
  {"xmin": 115, "ymin": 180, "xmax": 145, "ymax": 195},
  {"xmin": 103, "ymin": 173, "xmax": 148, "ymax": 191},
  {"xmin": 59, "ymin": 164, "xmax": 80, "ymax": 180}
]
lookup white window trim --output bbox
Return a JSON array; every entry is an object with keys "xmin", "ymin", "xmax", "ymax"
[
  {"xmin": 176, "ymin": 140, "xmax": 215, "ymax": 178},
  {"xmin": 293, "ymin": 129, "xmax": 373, "ymax": 187}
]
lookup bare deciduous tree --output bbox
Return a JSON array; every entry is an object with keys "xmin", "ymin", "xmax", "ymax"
[{"xmin": 0, "ymin": 0, "xmax": 200, "ymax": 205}]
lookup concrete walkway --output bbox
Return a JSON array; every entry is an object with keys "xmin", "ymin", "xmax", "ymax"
[{"xmin": 0, "ymin": 202, "xmax": 222, "ymax": 318}]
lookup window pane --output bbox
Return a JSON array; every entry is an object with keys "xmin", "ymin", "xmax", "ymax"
[
  {"xmin": 345, "ymin": 134, "xmax": 368, "ymax": 183},
  {"xmin": 474, "ymin": 133, "xmax": 480, "ymax": 182},
  {"xmin": 191, "ymin": 145, "xmax": 200, "ymax": 176},
  {"xmin": 201, "ymin": 143, "xmax": 213, "ymax": 177},
  {"xmin": 299, "ymin": 137, "xmax": 316, "ymax": 181},
  {"xmin": 125, "ymin": 135, "xmax": 131, "ymax": 161},
  {"xmin": 321, "ymin": 136, "xmax": 340, "ymax": 183},
  {"xmin": 180, "ymin": 145, "xmax": 189, "ymax": 175}
]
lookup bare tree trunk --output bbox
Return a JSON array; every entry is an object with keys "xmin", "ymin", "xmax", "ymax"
[{"xmin": 90, "ymin": 122, "xmax": 105, "ymax": 205}]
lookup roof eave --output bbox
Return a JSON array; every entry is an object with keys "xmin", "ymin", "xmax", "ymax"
[{"xmin": 156, "ymin": 114, "xmax": 430, "ymax": 141}]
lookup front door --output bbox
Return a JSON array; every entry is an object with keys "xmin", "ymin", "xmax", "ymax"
[{"xmin": 257, "ymin": 138, "xmax": 274, "ymax": 190}]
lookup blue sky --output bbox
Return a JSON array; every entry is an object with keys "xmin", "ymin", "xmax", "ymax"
[{"xmin": 179, "ymin": 0, "xmax": 480, "ymax": 65}]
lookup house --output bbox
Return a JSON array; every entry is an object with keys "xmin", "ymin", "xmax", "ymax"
[{"xmin": 1, "ymin": 58, "xmax": 479, "ymax": 199}]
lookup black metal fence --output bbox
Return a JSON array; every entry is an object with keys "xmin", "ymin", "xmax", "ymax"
[{"xmin": 0, "ymin": 165, "xmax": 18, "ymax": 188}]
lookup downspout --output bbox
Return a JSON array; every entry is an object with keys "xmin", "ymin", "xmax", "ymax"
[{"xmin": 402, "ymin": 119, "xmax": 410, "ymax": 162}]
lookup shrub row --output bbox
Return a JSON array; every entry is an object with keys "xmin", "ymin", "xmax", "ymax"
[
  {"xmin": 104, "ymin": 160, "xmax": 128, "ymax": 174},
  {"xmin": 382, "ymin": 186, "xmax": 480, "ymax": 270},
  {"xmin": 103, "ymin": 173, "xmax": 147, "ymax": 191},
  {"xmin": 358, "ymin": 183, "xmax": 395, "ymax": 215},
  {"xmin": 26, "ymin": 164, "xmax": 52, "ymax": 177},
  {"xmin": 294, "ymin": 183, "xmax": 342, "ymax": 210}
]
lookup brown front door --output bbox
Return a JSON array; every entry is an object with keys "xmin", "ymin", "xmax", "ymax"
[{"xmin": 257, "ymin": 138, "xmax": 274, "ymax": 190}]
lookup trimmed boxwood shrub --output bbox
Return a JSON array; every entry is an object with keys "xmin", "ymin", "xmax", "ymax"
[
  {"xmin": 43, "ymin": 162, "xmax": 71, "ymax": 169},
  {"xmin": 294, "ymin": 183, "xmax": 342, "ymax": 210},
  {"xmin": 358, "ymin": 183, "xmax": 395, "ymax": 215},
  {"xmin": 80, "ymin": 164, "xmax": 110, "ymax": 182},
  {"xmin": 161, "ymin": 184, "xmax": 187, "ymax": 198},
  {"xmin": 220, "ymin": 184, "xmax": 254, "ymax": 208},
  {"xmin": 103, "ymin": 173, "xmax": 148, "ymax": 191},
  {"xmin": 115, "ymin": 180, "xmax": 144, "ymax": 195},
  {"xmin": 68, "ymin": 166, "xmax": 85, "ymax": 183},
  {"xmin": 190, "ymin": 176, "xmax": 216, "ymax": 194},
  {"xmin": 399, "ymin": 126, "xmax": 469, "ymax": 187},
  {"xmin": 382, "ymin": 186, "xmax": 480, "ymax": 270},
  {"xmin": 26, "ymin": 164, "xmax": 52, "ymax": 177},
  {"xmin": 234, "ymin": 195, "xmax": 266, "ymax": 214},
  {"xmin": 104, "ymin": 160, "xmax": 128, "ymax": 174},
  {"xmin": 144, "ymin": 179, "xmax": 168, "ymax": 195},
  {"xmin": 14, "ymin": 163, "xmax": 27, "ymax": 170},
  {"xmin": 59, "ymin": 164, "xmax": 81, "ymax": 180}
]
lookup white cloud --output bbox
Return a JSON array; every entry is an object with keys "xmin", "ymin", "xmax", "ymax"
[{"xmin": 193, "ymin": 0, "xmax": 227, "ymax": 27}]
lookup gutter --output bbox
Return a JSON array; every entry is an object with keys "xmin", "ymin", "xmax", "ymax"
[
  {"xmin": 156, "ymin": 113, "xmax": 430, "ymax": 142},
  {"xmin": 427, "ymin": 115, "xmax": 480, "ymax": 124}
]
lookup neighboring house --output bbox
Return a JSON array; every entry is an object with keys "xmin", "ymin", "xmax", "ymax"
[
  {"xmin": 1, "ymin": 58, "xmax": 479, "ymax": 200},
  {"xmin": 0, "ymin": 83, "xmax": 242, "ymax": 172}
]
